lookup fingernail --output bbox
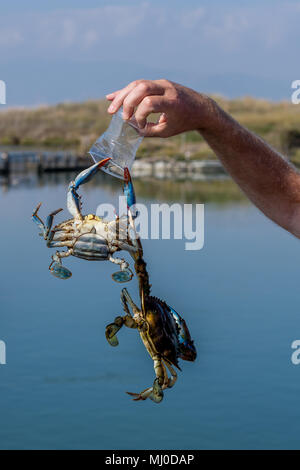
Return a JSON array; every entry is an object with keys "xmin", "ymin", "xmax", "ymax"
[{"xmin": 108, "ymin": 104, "xmax": 114, "ymax": 112}]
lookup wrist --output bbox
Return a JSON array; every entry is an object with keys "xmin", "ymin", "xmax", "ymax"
[{"xmin": 195, "ymin": 94, "xmax": 219, "ymax": 133}]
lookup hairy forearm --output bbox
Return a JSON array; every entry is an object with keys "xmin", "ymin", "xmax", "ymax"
[
  {"xmin": 106, "ymin": 79, "xmax": 300, "ymax": 236},
  {"xmin": 198, "ymin": 97, "xmax": 300, "ymax": 236}
]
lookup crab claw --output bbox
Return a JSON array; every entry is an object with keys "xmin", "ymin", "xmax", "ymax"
[
  {"xmin": 74, "ymin": 157, "xmax": 111, "ymax": 190},
  {"xmin": 32, "ymin": 201, "xmax": 42, "ymax": 217},
  {"xmin": 105, "ymin": 318, "xmax": 123, "ymax": 347},
  {"xmin": 126, "ymin": 378, "xmax": 164, "ymax": 403},
  {"xmin": 123, "ymin": 167, "xmax": 138, "ymax": 219},
  {"xmin": 49, "ymin": 262, "xmax": 72, "ymax": 280},
  {"xmin": 67, "ymin": 157, "xmax": 111, "ymax": 220},
  {"xmin": 32, "ymin": 202, "xmax": 44, "ymax": 235}
]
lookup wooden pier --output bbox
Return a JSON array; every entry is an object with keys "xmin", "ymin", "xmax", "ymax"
[
  {"xmin": 0, "ymin": 151, "xmax": 88, "ymax": 175},
  {"xmin": 0, "ymin": 150, "xmax": 226, "ymax": 180}
]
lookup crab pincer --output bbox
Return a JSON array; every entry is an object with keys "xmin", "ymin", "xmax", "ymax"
[
  {"xmin": 68, "ymin": 157, "xmax": 112, "ymax": 220},
  {"xmin": 123, "ymin": 167, "xmax": 138, "ymax": 219},
  {"xmin": 74, "ymin": 157, "xmax": 111, "ymax": 189}
]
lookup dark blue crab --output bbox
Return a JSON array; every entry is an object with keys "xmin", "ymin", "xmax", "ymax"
[{"xmin": 105, "ymin": 207, "xmax": 197, "ymax": 403}]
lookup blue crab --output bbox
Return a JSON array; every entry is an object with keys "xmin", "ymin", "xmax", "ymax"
[
  {"xmin": 105, "ymin": 211, "xmax": 197, "ymax": 403},
  {"xmin": 32, "ymin": 157, "xmax": 138, "ymax": 282}
]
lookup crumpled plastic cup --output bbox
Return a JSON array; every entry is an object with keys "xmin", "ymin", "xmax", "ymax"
[{"xmin": 89, "ymin": 107, "xmax": 143, "ymax": 179}]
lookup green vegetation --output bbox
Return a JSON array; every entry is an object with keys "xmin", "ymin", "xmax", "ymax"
[
  {"xmin": 0, "ymin": 96, "xmax": 300, "ymax": 165},
  {"xmin": 132, "ymin": 177, "xmax": 247, "ymax": 204}
]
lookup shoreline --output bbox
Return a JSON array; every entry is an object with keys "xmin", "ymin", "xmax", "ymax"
[{"xmin": 0, "ymin": 149, "xmax": 227, "ymax": 180}]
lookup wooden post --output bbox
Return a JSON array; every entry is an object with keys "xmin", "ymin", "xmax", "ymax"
[{"xmin": 0, "ymin": 152, "xmax": 9, "ymax": 174}]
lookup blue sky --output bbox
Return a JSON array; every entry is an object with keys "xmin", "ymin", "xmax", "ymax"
[{"xmin": 0, "ymin": 0, "xmax": 299, "ymax": 106}]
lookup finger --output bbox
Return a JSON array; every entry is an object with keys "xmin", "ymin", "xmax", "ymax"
[
  {"xmin": 106, "ymin": 91, "xmax": 120, "ymax": 101},
  {"xmin": 140, "ymin": 114, "xmax": 169, "ymax": 137},
  {"xmin": 107, "ymin": 81, "xmax": 141, "ymax": 114},
  {"xmin": 134, "ymin": 96, "xmax": 165, "ymax": 129},
  {"xmin": 122, "ymin": 83, "xmax": 164, "ymax": 120},
  {"xmin": 141, "ymin": 121, "xmax": 168, "ymax": 137}
]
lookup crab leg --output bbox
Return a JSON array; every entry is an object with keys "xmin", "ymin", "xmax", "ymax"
[
  {"xmin": 112, "ymin": 240, "xmax": 137, "ymax": 253},
  {"xmin": 49, "ymin": 249, "xmax": 73, "ymax": 279},
  {"xmin": 48, "ymin": 231, "xmax": 74, "ymax": 242},
  {"xmin": 161, "ymin": 362, "xmax": 171, "ymax": 389},
  {"xmin": 48, "ymin": 240, "xmax": 74, "ymax": 248},
  {"xmin": 45, "ymin": 209, "xmax": 63, "ymax": 235},
  {"xmin": 32, "ymin": 203, "xmax": 63, "ymax": 239},
  {"xmin": 105, "ymin": 314, "xmax": 137, "ymax": 347},
  {"xmin": 67, "ymin": 157, "xmax": 111, "ymax": 220},
  {"xmin": 105, "ymin": 316, "xmax": 125, "ymax": 347},
  {"xmin": 32, "ymin": 203, "xmax": 45, "ymax": 235},
  {"xmin": 126, "ymin": 358, "xmax": 177, "ymax": 403},
  {"xmin": 120, "ymin": 289, "xmax": 132, "ymax": 315},
  {"xmin": 121, "ymin": 288, "xmax": 140, "ymax": 316},
  {"xmin": 110, "ymin": 167, "xmax": 137, "ymax": 243},
  {"xmin": 105, "ymin": 285, "xmax": 140, "ymax": 346},
  {"xmin": 123, "ymin": 167, "xmax": 137, "ymax": 219},
  {"xmin": 108, "ymin": 254, "xmax": 134, "ymax": 283},
  {"xmin": 126, "ymin": 355, "xmax": 165, "ymax": 403},
  {"xmin": 153, "ymin": 354, "xmax": 166, "ymax": 387},
  {"xmin": 74, "ymin": 157, "xmax": 111, "ymax": 188},
  {"xmin": 108, "ymin": 255, "xmax": 130, "ymax": 272},
  {"xmin": 164, "ymin": 360, "xmax": 178, "ymax": 389}
]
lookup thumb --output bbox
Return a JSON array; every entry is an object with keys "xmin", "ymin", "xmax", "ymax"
[
  {"xmin": 140, "ymin": 121, "xmax": 167, "ymax": 137},
  {"xmin": 141, "ymin": 113, "xmax": 168, "ymax": 137}
]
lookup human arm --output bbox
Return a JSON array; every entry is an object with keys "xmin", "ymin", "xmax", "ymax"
[{"xmin": 107, "ymin": 79, "xmax": 300, "ymax": 237}]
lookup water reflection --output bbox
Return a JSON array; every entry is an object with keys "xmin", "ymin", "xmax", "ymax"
[
  {"xmin": 1, "ymin": 166, "xmax": 300, "ymax": 450},
  {"xmin": 0, "ymin": 170, "xmax": 247, "ymax": 204}
]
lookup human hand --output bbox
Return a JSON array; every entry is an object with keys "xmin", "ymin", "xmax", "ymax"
[{"xmin": 106, "ymin": 79, "xmax": 213, "ymax": 137}]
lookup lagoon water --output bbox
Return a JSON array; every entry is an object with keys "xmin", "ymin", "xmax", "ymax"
[{"xmin": 1, "ymin": 171, "xmax": 300, "ymax": 449}]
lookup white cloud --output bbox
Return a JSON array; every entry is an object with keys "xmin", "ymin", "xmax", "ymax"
[
  {"xmin": 0, "ymin": 29, "xmax": 23, "ymax": 47},
  {"xmin": 62, "ymin": 19, "xmax": 76, "ymax": 47},
  {"xmin": 0, "ymin": 2, "xmax": 299, "ymax": 78},
  {"xmin": 180, "ymin": 7, "xmax": 205, "ymax": 29},
  {"xmin": 83, "ymin": 30, "xmax": 98, "ymax": 47}
]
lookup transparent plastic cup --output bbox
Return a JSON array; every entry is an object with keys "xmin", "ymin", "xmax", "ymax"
[{"xmin": 89, "ymin": 107, "xmax": 143, "ymax": 179}]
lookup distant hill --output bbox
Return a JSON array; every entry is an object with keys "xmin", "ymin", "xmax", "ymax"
[{"xmin": 0, "ymin": 96, "xmax": 300, "ymax": 164}]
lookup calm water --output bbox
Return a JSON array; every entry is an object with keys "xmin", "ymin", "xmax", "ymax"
[{"xmin": 1, "ymin": 171, "xmax": 300, "ymax": 450}]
